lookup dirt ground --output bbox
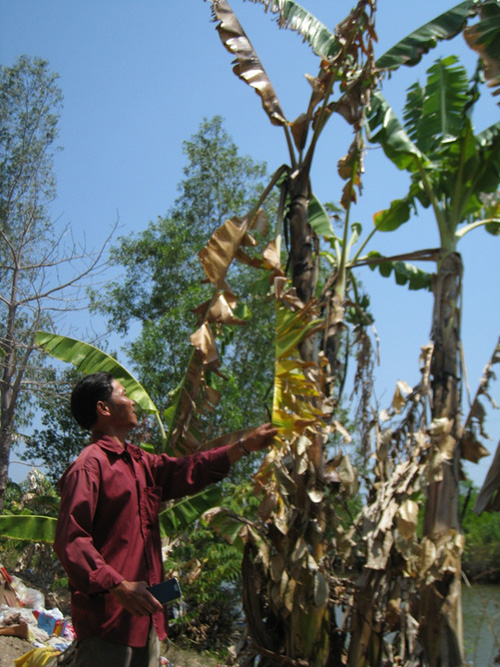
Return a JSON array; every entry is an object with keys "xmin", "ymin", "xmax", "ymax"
[
  {"xmin": 0, "ymin": 634, "xmax": 224, "ymax": 667},
  {"xmin": 0, "ymin": 635, "xmax": 32, "ymax": 666},
  {"xmin": 165, "ymin": 642, "xmax": 223, "ymax": 666}
]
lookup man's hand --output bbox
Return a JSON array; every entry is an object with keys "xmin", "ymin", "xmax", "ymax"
[
  {"xmin": 228, "ymin": 423, "xmax": 277, "ymax": 463},
  {"xmin": 110, "ymin": 580, "xmax": 163, "ymax": 616}
]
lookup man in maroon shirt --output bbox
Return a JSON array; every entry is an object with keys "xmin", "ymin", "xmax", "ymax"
[{"xmin": 54, "ymin": 372, "xmax": 276, "ymax": 667}]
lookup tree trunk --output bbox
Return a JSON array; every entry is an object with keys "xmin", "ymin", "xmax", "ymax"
[
  {"xmin": 0, "ymin": 270, "xmax": 20, "ymax": 512},
  {"xmin": 288, "ymin": 169, "xmax": 318, "ymax": 364},
  {"xmin": 0, "ymin": 427, "xmax": 13, "ymax": 513},
  {"xmin": 242, "ymin": 167, "xmax": 333, "ymax": 666},
  {"xmin": 419, "ymin": 251, "xmax": 464, "ymax": 666}
]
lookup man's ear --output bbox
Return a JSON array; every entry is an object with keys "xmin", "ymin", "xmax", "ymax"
[{"xmin": 96, "ymin": 400, "xmax": 111, "ymax": 418}]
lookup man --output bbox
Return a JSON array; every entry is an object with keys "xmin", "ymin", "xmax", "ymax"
[{"xmin": 54, "ymin": 372, "xmax": 276, "ymax": 667}]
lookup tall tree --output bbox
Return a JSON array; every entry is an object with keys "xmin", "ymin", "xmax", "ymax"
[
  {"xmin": 91, "ymin": 116, "xmax": 275, "ymax": 440},
  {"xmin": 0, "ymin": 56, "xmax": 111, "ymax": 510}
]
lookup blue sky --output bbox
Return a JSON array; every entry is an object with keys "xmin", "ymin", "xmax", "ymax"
[{"xmin": 1, "ymin": 0, "xmax": 499, "ymax": 487}]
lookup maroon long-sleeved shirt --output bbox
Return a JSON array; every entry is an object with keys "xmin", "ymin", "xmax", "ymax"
[{"xmin": 54, "ymin": 434, "xmax": 230, "ymax": 647}]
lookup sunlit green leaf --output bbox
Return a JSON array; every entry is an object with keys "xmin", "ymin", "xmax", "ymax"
[
  {"xmin": 408, "ymin": 56, "xmax": 469, "ymax": 153},
  {"xmin": 367, "ymin": 253, "xmax": 432, "ymax": 291},
  {"xmin": 0, "ymin": 514, "xmax": 56, "ymax": 543},
  {"xmin": 204, "ymin": 507, "xmax": 247, "ymax": 548},
  {"xmin": 373, "ymin": 198, "xmax": 411, "ymax": 232},
  {"xmin": 276, "ymin": 307, "xmax": 323, "ymax": 359},
  {"xmin": 376, "ymin": 1, "xmax": 477, "ymax": 70},
  {"xmin": 367, "ymin": 91, "xmax": 426, "ymax": 171},
  {"xmin": 158, "ymin": 486, "xmax": 223, "ymax": 536},
  {"xmin": 485, "ymin": 220, "xmax": 500, "ymax": 235},
  {"xmin": 308, "ymin": 194, "xmax": 335, "ymax": 240},
  {"xmin": 36, "ymin": 332, "xmax": 166, "ymax": 441},
  {"xmin": 247, "ymin": 0, "xmax": 339, "ymax": 59}
]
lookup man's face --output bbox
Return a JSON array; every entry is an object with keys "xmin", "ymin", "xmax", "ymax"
[{"xmin": 105, "ymin": 380, "xmax": 138, "ymax": 431}]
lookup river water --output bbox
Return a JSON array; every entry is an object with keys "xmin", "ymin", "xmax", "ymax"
[{"xmin": 463, "ymin": 584, "xmax": 500, "ymax": 666}]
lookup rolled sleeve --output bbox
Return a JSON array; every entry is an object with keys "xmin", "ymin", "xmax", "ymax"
[
  {"xmin": 148, "ymin": 445, "xmax": 231, "ymax": 500},
  {"xmin": 55, "ymin": 465, "xmax": 121, "ymax": 596}
]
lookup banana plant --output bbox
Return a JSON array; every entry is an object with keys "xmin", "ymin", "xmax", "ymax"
[
  {"xmin": 207, "ymin": 1, "xmax": 499, "ymax": 665},
  {"xmin": 206, "ymin": 273, "xmax": 359, "ymax": 666},
  {"xmin": 364, "ymin": 54, "xmax": 500, "ymax": 665},
  {"xmin": 204, "ymin": 2, "xmax": 384, "ymax": 664}
]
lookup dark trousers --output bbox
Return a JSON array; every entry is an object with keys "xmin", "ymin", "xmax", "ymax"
[{"xmin": 74, "ymin": 630, "xmax": 159, "ymax": 667}]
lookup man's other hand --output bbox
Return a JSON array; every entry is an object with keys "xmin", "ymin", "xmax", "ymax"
[{"xmin": 110, "ymin": 580, "xmax": 163, "ymax": 616}]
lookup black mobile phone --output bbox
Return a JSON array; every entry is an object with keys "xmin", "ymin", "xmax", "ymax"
[{"xmin": 147, "ymin": 577, "xmax": 182, "ymax": 604}]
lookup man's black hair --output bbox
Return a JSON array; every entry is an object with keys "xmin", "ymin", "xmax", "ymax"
[{"xmin": 71, "ymin": 372, "xmax": 114, "ymax": 430}]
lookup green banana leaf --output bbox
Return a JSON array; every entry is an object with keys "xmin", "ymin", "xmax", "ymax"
[
  {"xmin": 275, "ymin": 305, "xmax": 323, "ymax": 359},
  {"xmin": 247, "ymin": 0, "xmax": 340, "ymax": 59},
  {"xmin": 367, "ymin": 91, "xmax": 426, "ymax": 171},
  {"xmin": 366, "ymin": 252, "xmax": 432, "ymax": 291},
  {"xmin": 408, "ymin": 56, "xmax": 470, "ymax": 152},
  {"xmin": 376, "ymin": 1, "xmax": 477, "ymax": 70},
  {"xmin": 205, "ymin": 507, "xmax": 248, "ymax": 549},
  {"xmin": 250, "ymin": 0, "xmax": 477, "ymax": 76},
  {"xmin": 308, "ymin": 194, "xmax": 336, "ymax": 241},
  {"xmin": 35, "ymin": 332, "xmax": 165, "ymax": 441},
  {"xmin": 0, "ymin": 514, "xmax": 56, "ymax": 543},
  {"xmin": 158, "ymin": 486, "xmax": 223, "ymax": 536}
]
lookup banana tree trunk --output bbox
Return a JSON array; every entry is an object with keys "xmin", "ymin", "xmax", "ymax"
[
  {"xmin": 288, "ymin": 169, "xmax": 318, "ymax": 364},
  {"xmin": 241, "ymin": 167, "xmax": 334, "ymax": 666},
  {"xmin": 419, "ymin": 251, "xmax": 464, "ymax": 666}
]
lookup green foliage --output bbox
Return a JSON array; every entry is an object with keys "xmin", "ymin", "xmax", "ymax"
[
  {"xmin": 159, "ymin": 486, "xmax": 223, "ymax": 536},
  {"xmin": 90, "ymin": 116, "xmax": 276, "ymax": 437},
  {"xmin": 165, "ymin": 479, "xmax": 259, "ymax": 651},
  {"xmin": 34, "ymin": 332, "xmax": 165, "ymax": 439},
  {"xmin": 461, "ymin": 482, "xmax": 500, "ymax": 581},
  {"xmin": 366, "ymin": 251, "xmax": 432, "ymax": 291},
  {"xmin": 0, "ymin": 55, "xmax": 62, "ymax": 238},
  {"xmin": 0, "ymin": 514, "xmax": 56, "ymax": 543},
  {"xmin": 0, "ymin": 472, "xmax": 59, "ymax": 575},
  {"xmin": 368, "ymin": 55, "xmax": 500, "ymax": 253},
  {"xmin": 375, "ymin": 1, "xmax": 477, "ymax": 70}
]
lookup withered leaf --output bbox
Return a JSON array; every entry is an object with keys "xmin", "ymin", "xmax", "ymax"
[
  {"xmin": 189, "ymin": 323, "xmax": 219, "ymax": 367},
  {"xmin": 270, "ymin": 553, "xmax": 285, "ymax": 583},
  {"xmin": 198, "ymin": 215, "xmax": 249, "ymax": 290},
  {"xmin": 210, "ymin": 0, "xmax": 287, "ymax": 126},
  {"xmin": 461, "ymin": 431, "xmax": 490, "ymax": 464},
  {"xmin": 263, "ymin": 240, "xmax": 284, "ymax": 274},
  {"xmin": 391, "ymin": 380, "xmax": 412, "ymax": 414},
  {"xmin": 193, "ymin": 292, "xmax": 246, "ymax": 326},
  {"xmin": 419, "ymin": 537, "xmax": 437, "ymax": 576},
  {"xmin": 290, "ymin": 113, "xmax": 309, "ymax": 151},
  {"xmin": 396, "ymin": 498, "xmax": 418, "ymax": 541}
]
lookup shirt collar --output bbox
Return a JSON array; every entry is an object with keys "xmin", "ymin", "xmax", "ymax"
[{"xmin": 91, "ymin": 433, "xmax": 143, "ymax": 460}]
